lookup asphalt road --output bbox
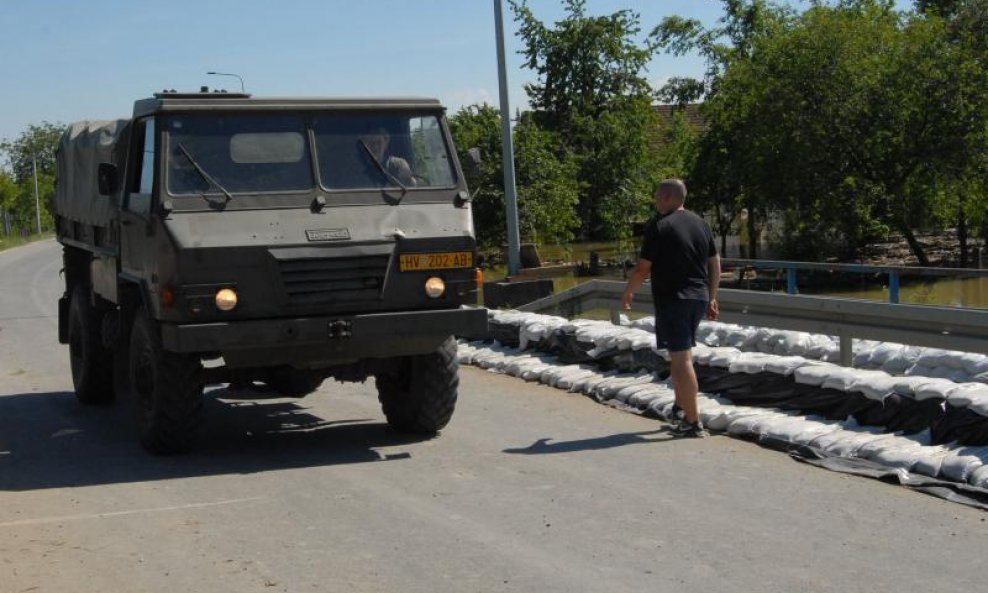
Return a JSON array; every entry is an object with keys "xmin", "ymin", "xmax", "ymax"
[{"xmin": 1, "ymin": 240, "xmax": 985, "ymax": 593}]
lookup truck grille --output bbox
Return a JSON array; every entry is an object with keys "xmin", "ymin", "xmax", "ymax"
[{"xmin": 278, "ymin": 255, "xmax": 390, "ymax": 306}]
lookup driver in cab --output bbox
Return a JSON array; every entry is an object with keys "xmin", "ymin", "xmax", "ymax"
[{"xmin": 359, "ymin": 128, "xmax": 416, "ymax": 188}]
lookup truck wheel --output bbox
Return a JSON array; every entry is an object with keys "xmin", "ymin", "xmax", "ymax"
[
  {"xmin": 67, "ymin": 285, "xmax": 114, "ymax": 404},
  {"xmin": 129, "ymin": 313, "xmax": 204, "ymax": 454},
  {"xmin": 264, "ymin": 367, "xmax": 325, "ymax": 397},
  {"xmin": 375, "ymin": 337, "xmax": 459, "ymax": 433}
]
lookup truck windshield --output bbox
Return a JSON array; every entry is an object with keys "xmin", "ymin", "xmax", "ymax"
[
  {"xmin": 166, "ymin": 115, "xmax": 313, "ymax": 195},
  {"xmin": 313, "ymin": 114, "xmax": 456, "ymax": 190}
]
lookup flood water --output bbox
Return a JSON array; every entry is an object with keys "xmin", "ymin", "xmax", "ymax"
[{"xmin": 817, "ymin": 276, "xmax": 988, "ymax": 309}]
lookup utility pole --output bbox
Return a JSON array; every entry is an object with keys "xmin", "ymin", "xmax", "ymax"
[
  {"xmin": 33, "ymin": 155, "xmax": 41, "ymax": 234},
  {"xmin": 494, "ymin": 0, "xmax": 521, "ymax": 276}
]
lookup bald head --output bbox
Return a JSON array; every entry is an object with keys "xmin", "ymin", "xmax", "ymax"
[{"xmin": 654, "ymin": 178, "xmax": 687, "ymax": 214}]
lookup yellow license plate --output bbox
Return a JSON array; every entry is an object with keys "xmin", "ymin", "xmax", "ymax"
[{"xmin": 399, "ymin": 251, "xmax": 473, "ymax": 271}]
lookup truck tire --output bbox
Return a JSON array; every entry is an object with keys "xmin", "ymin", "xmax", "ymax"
[
  {"xmin": 129, "ymin": 313, "xmax": 204, "ymax": 454},
  {"xmin": 375, "ymin": 336, "xmax": 459, "ymax": 433},
  {"xmin": 67, "ymin": 285, "xmax": 115, "ymax": 404},
  {"xmin": 264, "ymin": 367, "xmax": 325, "ymax": 397}
]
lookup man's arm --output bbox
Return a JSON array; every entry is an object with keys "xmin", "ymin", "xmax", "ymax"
[
  {"xmin": 706, "ymin": 254, "xmax": 721, "ymax": 320},
  {"xmin": 621, "ymin": 258, "xmax": 652, "ymax": 310}
]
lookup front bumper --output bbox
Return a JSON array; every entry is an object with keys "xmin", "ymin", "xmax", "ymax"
[{"xmin": 160, "ymin": 307, "xmax": 488, "ymax": 368}]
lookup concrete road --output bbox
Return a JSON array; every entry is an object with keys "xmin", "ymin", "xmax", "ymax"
[{"xmin": 1, "ymin": 240, "xmax": 985, "ymax": 593}]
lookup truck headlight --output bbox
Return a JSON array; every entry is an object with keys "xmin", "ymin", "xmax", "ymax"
[
  {"xmin": 215, "ymin": 288, "xmax": 238, "ymax": 311},
  {"xmin": 424, "ymin": 277, "xmax": 445, "ymax": 298}
]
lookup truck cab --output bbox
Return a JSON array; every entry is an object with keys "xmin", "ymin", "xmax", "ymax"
[{"xmin": 55, "ymin": 91, "xmax": 487, "ymax": 453}]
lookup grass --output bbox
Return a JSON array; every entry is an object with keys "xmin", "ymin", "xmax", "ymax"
[{"xmin": 0, "ymin": 231, "xmax": 55, "ymax": 252}]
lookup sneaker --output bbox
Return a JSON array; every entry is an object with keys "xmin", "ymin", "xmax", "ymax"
[
  {"xmin": 671, "ymin": 421, "xmax": 709, "ymax": 438},
  {"xmin": 668, "ymin": 404, "xmax": 687, "ymax": 429}
]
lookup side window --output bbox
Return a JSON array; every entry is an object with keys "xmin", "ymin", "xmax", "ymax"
[{"xmin": 128, "ymin": 118, "xmax": 155, "ymax": 215}]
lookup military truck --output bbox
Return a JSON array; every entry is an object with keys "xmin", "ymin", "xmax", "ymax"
[{"xmin": 54, "ymin": 91, "xmax": 487, "ymax": 453}]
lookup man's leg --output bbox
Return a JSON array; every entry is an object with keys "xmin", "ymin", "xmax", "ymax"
[{"xmin": 668, "ymin": 349, "xmax": 699, "ymax": 424}]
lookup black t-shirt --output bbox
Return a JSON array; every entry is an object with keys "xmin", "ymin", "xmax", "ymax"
[{"xmin": 639, "ymin": 209, "xmax": 717, "ymax": 305}]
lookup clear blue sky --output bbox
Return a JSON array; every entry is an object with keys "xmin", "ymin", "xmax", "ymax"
[{"xmin": 0, "ymin": 0, "xmax": 913, "ymax": 146}]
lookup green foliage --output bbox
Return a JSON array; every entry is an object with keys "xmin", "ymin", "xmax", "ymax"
[
  {"xmin": 511, "ymin": 0, "xmax": 663, "ymax": 240},
  {"xmin": 447, "ymin": 105, "xmax": 580, "ymax": 249},
  {"xmin": 661, "ymin": 0, "xmax": 987, "ymax": 263},
  {"xmin": 1, "ymin": 121, "xmax": 64, "ymax": 234}
]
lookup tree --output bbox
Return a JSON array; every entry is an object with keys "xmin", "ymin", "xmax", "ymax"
[
  {"xmin": 447, "ymin": 105, "xmax": 581, "ymax": 250},
  {"xmin": 1, "ymin": 121, "xmax": 64, "ymax": 234},
  {"xmin": 511, "ymin": 0, "xmax": 662, "ymax": 240},
  {"xmin": 653, "ymin": 1, "xmax": 793, "ymax": 258},
  {"xmin": 660, "ymin": 0, "xmax": 987, "ymax": 264}
]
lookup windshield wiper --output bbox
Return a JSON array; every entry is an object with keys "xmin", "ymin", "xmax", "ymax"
[
  {"xmin": 359, "ymin": 140, "xmax": 408, "ymax": 197},
  {"xmin": 175, "ymin": 143, "xmax": 234, "ymax": 204}
]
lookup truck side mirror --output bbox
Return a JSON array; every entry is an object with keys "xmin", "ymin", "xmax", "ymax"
[{"xmin": 97, "ymin": 163, "xmax": 119, "ymax": 196}]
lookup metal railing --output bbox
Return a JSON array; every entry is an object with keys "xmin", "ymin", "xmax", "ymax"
[
  {"xmin": 721, "ymin": 258, "xmax": 988, "ymax": 304},
  {"xmin": 518, "ymin": 280, "xmax": 988, "ymax": 366}
]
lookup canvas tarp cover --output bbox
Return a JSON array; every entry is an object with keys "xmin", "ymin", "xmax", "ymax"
[{"xmin": 55, "ymin": 120, "xmax": 130, "ymax": 226}]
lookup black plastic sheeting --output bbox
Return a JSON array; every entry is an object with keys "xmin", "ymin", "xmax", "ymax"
[{"xmin": 484, "ymin": 317, "xmax": 988, "ymax": 446}]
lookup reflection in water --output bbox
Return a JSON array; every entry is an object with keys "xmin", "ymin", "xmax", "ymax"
[{"xmin": 822, "ymin": 277, "xmax": 987, "ymax": 309}]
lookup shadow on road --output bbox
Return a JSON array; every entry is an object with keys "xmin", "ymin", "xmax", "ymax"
[
  {"xmin": 0, "ymin": 389, "xmax": 428, "ymax": 492},
  {"xmin": 503, "ymin": 428, "xmax": 676, "ymax": 455}
]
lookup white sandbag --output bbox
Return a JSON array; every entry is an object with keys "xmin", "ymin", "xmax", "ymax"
[
  {"xmin": 554, "ymin": 367, "xmax": 604, "ymax": 390},
  {"xmin": 790, "ymin": 421, "xmax": 843, "ymax": 446},
  {"xmin": 805, "ymin": 335, "xmax": 838, "ymax": 360},
  {"xmin": 706, "ymin": 406, "xmax": 766, "ymax": 432},
  {"xmin": 629, "ymin": 384, "xmax": 674, "ymax": 409},
  {"xmin": 709, "ymin": 348, "xmax": 742, "ymax": 369},
  {"xmin": 913, "ymin": 378, "xmax": 960, "ymax": 401},
  {"xmin": 967, "ymin": 464, "xmax": 988, "ymax": 488},
  {"xmin": 729, "ymin": 352, "xmax": 777, "ymax": 375},
  {"xmin": 568, "ymin": 371, "xmax": 616, "ymax": 395},
  {"xmin": 916, "ymin": 348, "xmax": 956, "ymax": 369},
  {"xmin": 821, "ymin": 367, "xmax": 860, "ymax": 392},
  {"xmin": 771, "ymin": 331, "xmax": 813, "ymax": 356},
  {"xmin": 960, "ymin": 353, "xmax": 988, "ymax": 376},
  {"xmin": 911, "ymin": 446, "xmax": 953, "ymax": 478},
  {"xmin": 759, "ymin": 415, "xmax": 826, "ymax": 444},
  {"xmin": 724, "ymin": 327, "xmax": 753, "ymax": 348},
  {"xmin": 763, "ymin": 356, "xmax": 812, "ymax": 376},
  {"xmin": 861, "ymin": 439, "xmax": 925, "ymax": 471},
  {"xmin": 742, "ymin": 327, "xmax": 775, "ymax": 353},
  {"xmin": 645, "ymin": 393, "xmax": 679, "ymax": 418},
  {"xmin": 849, "ymin": 371, "xmax": 899, "ymax": 401},
  {"xmin": 939, "ymin": 447, "xmax": 988, "ymax": 482},
  {"xmin": 867, "ymin": 343, "xmax": 905, "ymax": 368},
  {"xmin": 945, "ymin": 383, "xmax": 988, "ymax": 411},
  {"xmin": 853, "ymin": 342, "xmax": 879, "ymax": 368},
  {"xmin": 725, "ymin": 410, "xmax": 790, "ymax": 438},
  {"xmin": 592, "ymin": 373, "xmax": 655, "ymax": 400},
  {"xmin": 891, "ymin": 376, "xmax": 931, "ymax": 398},
  {"xmin": 611, "ymin": 378, "xmax": 662, "ymax": 403},
  {"xmin": 822, "ymin": 432, "xmax": 894, "ymax": 458},
  {"xmin": 794, "ymin": 363, "xmax": 838, "ymax": 387},
  {"xmin": 539, "ymin": 364, "xmax": 589, "ymax": 388}
]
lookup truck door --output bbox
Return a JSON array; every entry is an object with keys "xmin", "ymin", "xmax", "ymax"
[{"xmin": 120, "ymin": 117, "xmax": 156, "ymax": 288}]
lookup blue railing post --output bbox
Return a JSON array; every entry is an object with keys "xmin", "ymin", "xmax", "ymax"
[
  {"xmin": 888, "ymin": 270, "xmax": 900, "ymax": 304},
  {"xmin": 786, "ymin": 267, "xmax": 798, "ymax": 295}
]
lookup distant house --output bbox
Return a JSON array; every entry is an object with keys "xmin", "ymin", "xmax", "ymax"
[{"xmin": 651, "ymin": 103, "xmax": 706, "ymax": 150}]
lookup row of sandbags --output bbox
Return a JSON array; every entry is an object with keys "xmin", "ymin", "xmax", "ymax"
[
  {"xmin": 482, "ymin": 310, "xmax": 988, "ymax": 444},
  {"xmin": 458, "ymin": 341, "xmax": 988, "ymax": 494},
  {"xmin": 491, "ymin": 311, "xmax": 988, "ymax": 382},
  {"xmin": 631, "ymin": 317, "xmax": 988, "ymax": 383}
]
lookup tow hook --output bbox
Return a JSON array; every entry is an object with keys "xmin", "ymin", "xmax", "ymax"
[{"xmin": 328, "ymin": 319, "xmax": 352, "ymax": 339}]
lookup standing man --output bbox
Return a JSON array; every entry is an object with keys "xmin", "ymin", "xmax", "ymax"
[{"xmin": 621, "ymin": 179, "xmax": 721, "ymax": 437}]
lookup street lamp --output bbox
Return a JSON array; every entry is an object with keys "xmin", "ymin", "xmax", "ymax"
[
  {"xmin": 206, "ymin": 71, "xmax": 245, "ymax": 93},
  {"xmin": 493, "ymin": 0, "xmax": 521, "ymax": 276},
  {"xmin": 33, "ymin": 155, "xmax": 41, "ymax": 234}
]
